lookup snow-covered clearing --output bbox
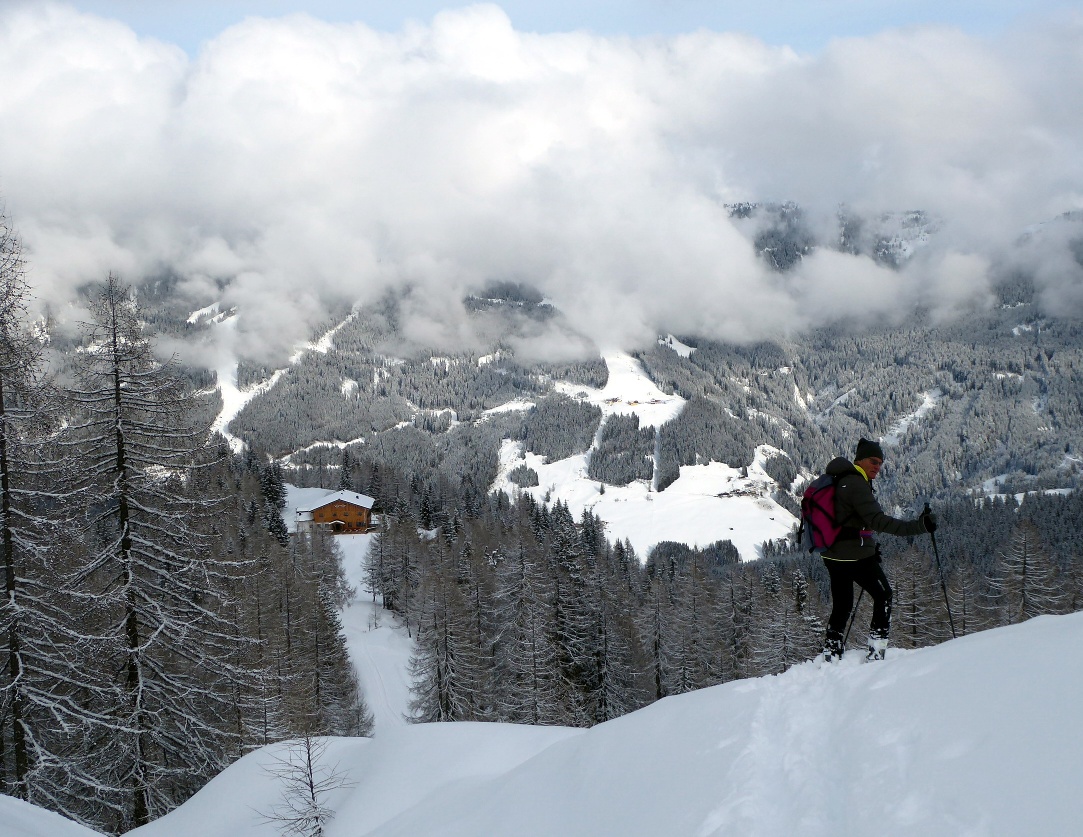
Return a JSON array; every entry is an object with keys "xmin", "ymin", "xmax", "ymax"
[
  {"xmin": 15, "ymin": 611, "xmax": 1082, "ymax": 836},
  {"xmin": 659, "ymin": 334, "xmax": 697, "ymax": 358},
  {"xmin": 495, "ymin": 440, "xmax": 795, "ymax": 561},
  {"xmin": 335, "ymin": 533, "xmax": 414, "ymax": 731},
  {"xmin": 553, "ymin": 351, "xmax": 686, "ymax": 429},
  {"xmin": 976, "ymin": 473, "xmax": 1075, "ymax": 504},
  {"xmin": 492, "ymin": 353, "xmax": 796, "ymax": 560}
]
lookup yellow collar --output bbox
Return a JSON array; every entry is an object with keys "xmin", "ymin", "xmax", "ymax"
[{"xmin": 854, "ymin": 464, "xmax": 870, "ymax": 482}]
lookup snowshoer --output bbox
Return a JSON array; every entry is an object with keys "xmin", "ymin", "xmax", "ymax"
[{"xmin": 820, "ymin": 438, "xmax": 937, "ymax": 661}]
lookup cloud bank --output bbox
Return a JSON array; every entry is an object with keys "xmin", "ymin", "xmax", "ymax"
[{"xmin": 1, "ymin": 3, "xmax": 1081, "ymax": 362}]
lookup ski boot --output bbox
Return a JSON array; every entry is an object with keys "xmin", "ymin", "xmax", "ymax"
[
  {"xmin": 823, "ymin": 630, "xmax": 844, "ymax": 663},
  {"xmin": 866, "ymin": 632, "xmax": 889, "ymax": 662}
]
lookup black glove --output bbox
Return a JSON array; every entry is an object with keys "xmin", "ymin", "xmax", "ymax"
[{"xmin": 922, "ymin": 511, "xmax": 938, "ymax": 533}]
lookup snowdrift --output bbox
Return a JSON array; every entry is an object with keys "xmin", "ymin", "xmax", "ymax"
[{"xmin": 9, "ymin": 612, "xmax": 1083, "ymax": 836}]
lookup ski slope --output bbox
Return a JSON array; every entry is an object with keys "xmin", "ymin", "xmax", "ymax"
[{"xmin": 14, "ymin": 611, "xmax": 1080, "ymax": 836}]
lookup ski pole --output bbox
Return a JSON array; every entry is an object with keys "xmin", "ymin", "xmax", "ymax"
[
  {"xmin": 843, "ymin": 588, "xmax": 864, "ymax": 646},
  {"xmin": 925, "ymin": 502, "xmax": 957, "ymax": 639}
]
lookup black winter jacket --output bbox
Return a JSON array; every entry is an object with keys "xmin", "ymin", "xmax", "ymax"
[{"xmin": 821, "ymin": 457, "xmax": 928, "ymax": 562}]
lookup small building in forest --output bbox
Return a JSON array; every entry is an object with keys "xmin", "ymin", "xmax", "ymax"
[{"xmin": 295, "ymin": 490, "xmax": 377, "ymax": 535}]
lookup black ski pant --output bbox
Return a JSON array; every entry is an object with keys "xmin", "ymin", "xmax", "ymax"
[{"xmin": 823, "ymin": 554, "xmax": 892, "ymax": 639}]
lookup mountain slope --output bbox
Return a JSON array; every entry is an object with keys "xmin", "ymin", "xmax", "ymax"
[
  {"xmin": 109, "ymin": 611, "xmax": 1083, "ymax": 837},
  {"xmin": 491, "ymin": 351, "xmax": 797, "ymax": 559}
]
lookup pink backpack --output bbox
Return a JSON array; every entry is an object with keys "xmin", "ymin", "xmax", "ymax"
[{"xmin": 798, "ymin": 474, "xmax": 841, "ymax": 555}]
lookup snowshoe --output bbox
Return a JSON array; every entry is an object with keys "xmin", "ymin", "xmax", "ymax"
[
  {"xmin": 866, "ymin": 634, "xmax": 888, "ymax": 661},
  {"xmin": 823, "ymin": 632, "xmax": 844, "ymax": 663}
]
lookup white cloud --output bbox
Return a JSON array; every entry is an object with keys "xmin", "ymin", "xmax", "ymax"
[{"xmin": 1, "ymin": 3, "xmax": 1081, "ymax": 362}]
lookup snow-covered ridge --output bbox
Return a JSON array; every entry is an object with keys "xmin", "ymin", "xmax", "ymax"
[
  {"xmin": 186, "ymin": 302, "xmax": 221, "ymax": 325},
  {"xmin": 292, "ymin": 307, "xmax": 360, "ymax": 361},
  {"xmin": 658, "ymin": 334, "xmax": 696, "ymax": 357},
  {"xmin": 16, "ymin": 611, "xmax": 1077, "ymax": 837}
]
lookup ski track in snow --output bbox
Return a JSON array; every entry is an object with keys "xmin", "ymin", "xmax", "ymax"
[
  {"xmin": 706, "ymin": 660, "xmax": 846, "ymax": 836},
  {"xmin": 355, "ymin": 623, "xmax": 397, "ymax": 721},
  {"xmin": 334, "ymin": 532, "xmax": 414, "ymax": 732}
]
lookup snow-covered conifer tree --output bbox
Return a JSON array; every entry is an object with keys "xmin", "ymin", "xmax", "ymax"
[
  {"xmin": 260, "ymin": 734, "xmax": 353, "ymax": 837},
  {"xmin": 663, "ymin": 558, "xmax": 716, "ymax": 694},
  {"xmin": 573, "ymin": 515, "xmax": 645, "ymax": 723},
  {"xmin": 289, "ymin": 532, "xmax": 373, "ymax": 736},
  {"xmin": 407, "ymin": 541, "xmax": 485, "ymax": 723},
  {"xmin": 948, "ymin": 563, "xmax": 997, "ymax": 638},
  {"xmin": 0, "ymin": 207, "xmax": 99, "ymax": 813},
  {"xmin": 889, "ymin": 548, "xmax": 946, "ymax": 648},
  {"xmin": 993, "ymin": 522, "xmax": 1064, "ymax": 624},
  {"xmin": 751, "ymin": 564, "xmax": 819, "ymax": 674},
  {"xmin": 491, "ymin": 542, "xmax": 564, "ymax": 724},
  {"xmin": 639, "ymin": 574, "xmax": 673, "ymax": 701},
  {"xmin": 66, "ymin": 275, "xmax": 254, "ymax": 828}
]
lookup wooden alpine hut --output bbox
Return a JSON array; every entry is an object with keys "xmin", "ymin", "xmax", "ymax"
[{"xmin": 295, "ymin": 490, "xmax": 377, "ymax": 535}]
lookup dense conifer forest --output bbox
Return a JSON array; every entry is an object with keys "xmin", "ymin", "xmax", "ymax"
[{"xmin": 351, "ymin": 455, "xmax": 1083, "ymax": 727}]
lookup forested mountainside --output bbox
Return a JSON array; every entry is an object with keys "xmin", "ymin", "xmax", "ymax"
[
  {"xmin": 90, "ymin": 204, "xmax": 1083, "ymax": 522},
  {"xmin": 636, "ymin": 307, "xmax": 1083, "ymax": 506},
  {"xmin": 211, "ymin": 285, "xmax": 1082, "ymax": 519}
]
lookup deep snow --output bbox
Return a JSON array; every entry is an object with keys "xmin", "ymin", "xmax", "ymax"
[{"xmin": 9, "ymin": 612, "xmax": 1083, "ymax": 836}]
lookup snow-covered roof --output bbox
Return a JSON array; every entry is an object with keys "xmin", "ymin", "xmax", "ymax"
[{"xmin": 296, "ymin": 489, "xmax": 376, "ymax": 513}]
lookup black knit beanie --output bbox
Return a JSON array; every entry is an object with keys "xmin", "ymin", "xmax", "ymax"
[{"xmin": 855, "ymin": 437, "xmax": 884, "ymax": 461}]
